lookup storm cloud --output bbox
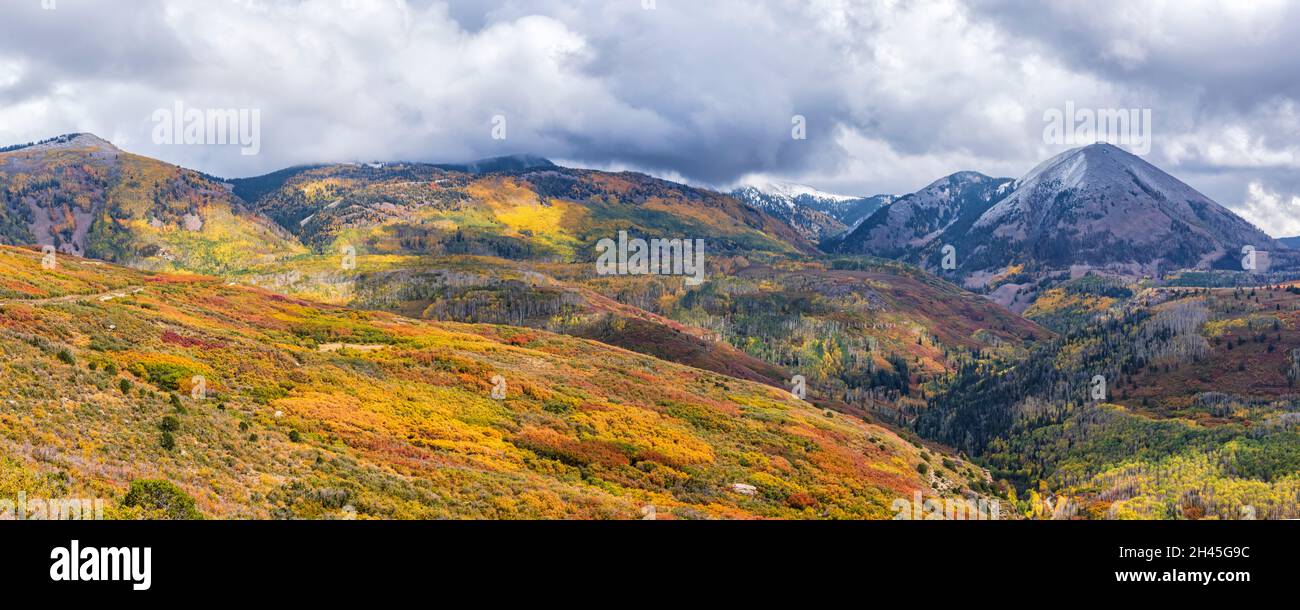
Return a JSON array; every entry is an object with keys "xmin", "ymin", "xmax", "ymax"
[{"xmin": 1, "ymin": 0, "xmax": 1297, "ymax": 235}]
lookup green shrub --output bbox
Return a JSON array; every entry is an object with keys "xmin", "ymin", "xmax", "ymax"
[
  {"xmin": 121, "ymin": 480, "xmax": 202, "ymax": 520},
  {"xmin": 159, "ymin": 431, "xmax": 176, "ymax": 451},
  {"xmin": 130, "ymin": 361, "xmax": 197, "ymax": 392},
  {"xmin": 158, "ymin": 415, "xmax": 180, "ymax": 433},
  {"xmin": 56, "ymin": 349, "xmax": 75, "ymax": 365}
]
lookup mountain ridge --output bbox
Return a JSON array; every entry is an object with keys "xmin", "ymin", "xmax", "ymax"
[
  {"xmin": 833, "ymin": 143, "xmax": 1292, "ymax": 310},
  {"xmin": 731, "ymin": 179, "xmax": 893, "ymax": 242}
]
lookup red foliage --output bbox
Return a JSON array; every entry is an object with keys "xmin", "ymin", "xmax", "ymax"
[
  {"xmin": 515, "ymin": 427, "xmax": 632, "ymax": 468},
  {"xmin": 785, "ymin": 492, "xmax": 818, "ymax": 510}
]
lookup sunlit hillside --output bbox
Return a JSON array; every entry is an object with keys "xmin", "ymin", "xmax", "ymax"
[
  {"xmin": 243, "ymin": 162, "xmax": 811, "ymax": 261},
  {"xmin": 0, "ymin": 134, "xmax": 305, "ymax": 275},
  {"xmin": 230, "ymin": 163, "xmax": 1051, "ymax": 423},
  {"xmin": 0, "ymin": 245, "xmax": 994, "ymax": 519}
]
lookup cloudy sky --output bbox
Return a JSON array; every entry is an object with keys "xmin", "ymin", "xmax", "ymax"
[{"xmin": 3, "ymin": 0, "xmax": 1300, "ymax": 235}]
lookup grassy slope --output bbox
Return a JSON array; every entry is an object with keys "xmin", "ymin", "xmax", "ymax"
[{"xmin": 0, "ymin": 245, "xmax": 991, "ymax": 519}]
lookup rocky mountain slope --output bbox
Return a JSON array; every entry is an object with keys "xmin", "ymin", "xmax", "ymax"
[
  {"xmin": 834, "ymin": 144, "xmax": 1292, "ymax": 311},
  {"xmin": 828, "ymin": 171, "xmax": 1013, "ymax": 260},
  {"xmin": 226, "ymin": 161, "xmax": 1048, "ymax": 421},
  {"xmin": 731, "ymin": 179, "xmax": 892, "ymax": 242},
  {"xmin": 967, "ymin": 143, "xmax": 1281, "ymax": 278}
]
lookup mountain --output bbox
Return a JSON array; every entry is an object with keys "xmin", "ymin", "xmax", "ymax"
[
  {"xmin": 834, "ymin": 144, "xmax": 1290, "ymax": 309},
  {"xmin": 730, "ymin": 179, "xmax": 892, "ymax": 242},
  {"xmin": 5, "ymin": 136, "xmax": 1041, "ymax": 420},
  {"xmin": 968, "ymin": 143, "xmax": 1281, "ymax": 276},
  {"xmin": 837, "ymin": 195, "xmax": 897, "ymax": 231},
  {"xmin": 1280, "ymin": 236, "xmax": 1300, "ymax": 249},
  {"xmin": 0, "ymin": 244, "xmax": 996, "ymax": 519},
  {"xmin": 828, "ymin": 171, "xmax": 1013, "ymax": 259},
  {"xmin": 227, "ymin": 161, "xmax": 1047, "ymax": 422},
  {"xmin": 0, "ymin": 133, "xmax": 304, "ymax": 274},
  {"xmin": 239, "ymin": 162, "xmax": 814, "ymax": 258}
]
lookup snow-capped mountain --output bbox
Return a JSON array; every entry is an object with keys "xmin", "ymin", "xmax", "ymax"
[
  {"xmin": 965, "ymin": 143, "xmax": 1282, "ymax": 277},
  {"xmin": 730, "ymin": 179, "xmax": 892, "ymax": 242},
  {"xmin": 828, "ymin": 171, "xmax": 1012, "ymax": 258},
  {"xmin": 833, "ymin": 143, "xmax": 1290, "ymax": 307},
  {"xmin": 738, "ymin": 178, "xmax": 859, "ymax": 205}
]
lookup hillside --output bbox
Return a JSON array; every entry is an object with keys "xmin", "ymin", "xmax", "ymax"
[
  {"xmin": 229, "ymin": 160, "xmax": 1047, "ymax": 415},
  {"xmin": 921, "ymin": 274, "xmax": 1300, "ymax": 519},
  {"xmin": 242, "ymin": 162, "xmax": 814, "ymax": 260},
  {"xmin": 0, "ymin": 245, "xmax": 995, "ymax": 519},
  {"xmin": 0, "ymin": 134, "xmax": 305, "ymax": 275},
  {"xmin": 0, "ymin": 136, "xmax": 1047, "ymax": 428}
]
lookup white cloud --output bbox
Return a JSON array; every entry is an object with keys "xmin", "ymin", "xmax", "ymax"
[
  {"xmin": 1237, "ymin": 182, "xmax": 1300, "ymax": 238},
  {"xmin": 0, "ymin": 0, "xmax": 1295, "ymax": 216}
]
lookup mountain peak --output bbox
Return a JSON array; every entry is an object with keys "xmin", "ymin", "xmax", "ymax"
[
  {"xmin": 1078, "ymin": 141, "xmax": 1126, "ymax": 152},
  {"xmin": 965, "ymin": 140, "xmax": 1282, "ymax": 280},
  {"xmin": 1, "ymin": 133, "xmax": 118, "ymax": 154},
  {"xmin": 730, "ymin": 179, "xmax": 891, "ymax": 242},
  {"xmin": 919, "ymin": 170, "xmax": 999, "ymax": 192},
  {"xmin": 832, "ymin": 170, "xmax": 1013, "ymax": 258},
  {"xmin": 737, "ymin": 178, "xmax": 860, "ymax": 203},
  {"xmin": 996, "ymin": 141, "xmax": 1169, "ymax": 207},
  {"xmin": 946, "ymin": 170, "xmax": 995, "ymax": 181}
]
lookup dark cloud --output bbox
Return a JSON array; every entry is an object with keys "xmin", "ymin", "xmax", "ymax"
[{"xmin": 0, "ymin": 0, "xmax": 1296, "ymax": 234}]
